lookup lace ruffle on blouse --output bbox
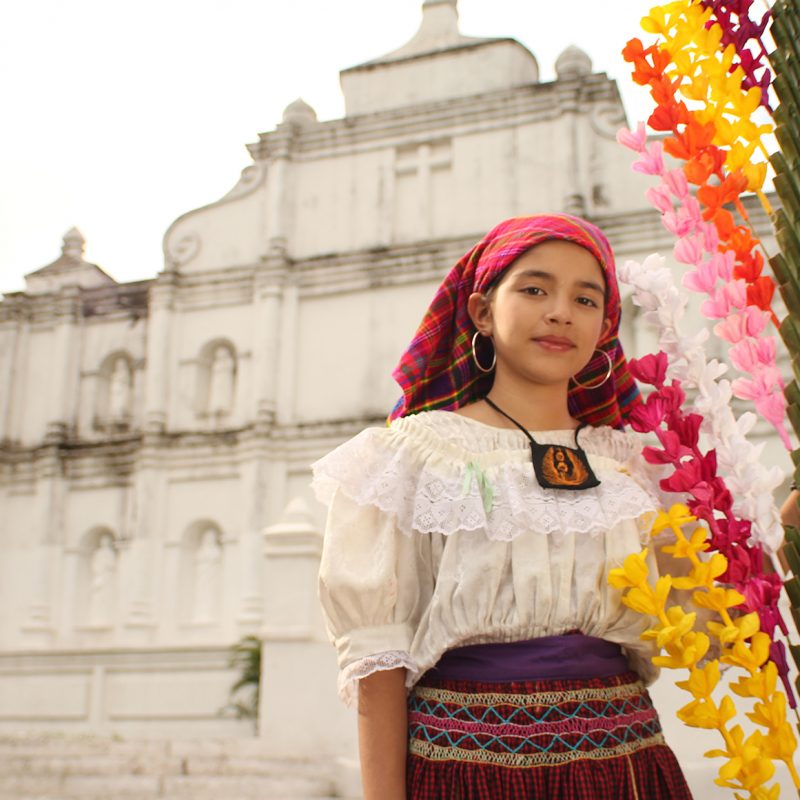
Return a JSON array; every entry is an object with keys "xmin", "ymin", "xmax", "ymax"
[
  {"xmin": 312, "ymin": 410, "xmax": 660, "ymax": 542},
  {"xmin": 338, "ymin": 651, "xmax": 420, "ymax": 708}
]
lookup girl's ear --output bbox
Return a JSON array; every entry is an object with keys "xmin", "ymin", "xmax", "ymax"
[
  {"xmin": 467, "ymin": 292, "xmax": 493, "ymax": 336},
  {"xmin": 599, "ymin": 317, "xmax": 612, "ymax": 342}
]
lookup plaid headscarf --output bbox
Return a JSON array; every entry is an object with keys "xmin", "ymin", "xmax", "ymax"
[{"xmin": 389, "ymin": 214, "xmax": 642, "ymax": 429}]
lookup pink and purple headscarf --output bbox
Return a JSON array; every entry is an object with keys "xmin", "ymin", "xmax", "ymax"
[{"xmin": 389, "ymin": 214, "xmax": 642, "ymax": 429}]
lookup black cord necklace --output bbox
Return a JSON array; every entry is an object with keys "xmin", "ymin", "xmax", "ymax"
[{"xmin": 484, "ymin": 396, "xmax": 601, "ymax": 491}]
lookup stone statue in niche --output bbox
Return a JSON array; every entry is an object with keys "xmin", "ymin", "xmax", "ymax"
[
  {"xmin": 108, "ymin": 357, "xmax": 132, "ymax": 421},
  {"xmin": 193, "ymin": 527, "xmax": 222, "ymax": 623},
  {"xmin": 208, "ymin": 346, "xmax": 235, "ymax": 415},
  {"xmin": 88, "ymin": 534, "xmax": 116, "ymax": 627}
]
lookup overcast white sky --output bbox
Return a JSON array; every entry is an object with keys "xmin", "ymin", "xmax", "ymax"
[{"xmin": 0, "ymin": 0, "xmax": 656, "ymax": 294}]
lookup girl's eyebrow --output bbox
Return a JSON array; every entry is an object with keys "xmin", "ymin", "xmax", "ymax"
[{"xmin": 514, "ymin": 269, "xmax": 604, "ymax": 296}]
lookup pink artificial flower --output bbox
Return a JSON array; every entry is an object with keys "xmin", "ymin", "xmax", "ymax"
[
  {"xmin": 616, "ymin": 121, "xmax": 648, "ymax": 153},
  {"xmin": 701, "ymin": 219, "xmax": 720, "ymax": 253},
  {"xmin": 683, "ymin": 258, "xmax": 718, "ymax": 293},
  {"xmin": 632, "ymin": 141, "xmax": 665, "ymax": 176},
  {"xmin": 682, "ymin": 196, "xmax": 703, "ymax": 226},
  {"xmin": 713, "ymin": 304, "xmax": 766, "ymax": 340},
  {"xmin": 662, "ymin": 198, "xmax": 702, "ymax": 238},
  {"xmin": 702, "ymin": 287, "xmax": 734, "ymax": 319},
  {"xmin": 729, "ymin": 337, "xmax": 777, "ymax": 373},
  {"xmin": 662, "ymin": 168, "xmax": 689, "ymax": 199},
  {"xmin": 674, "ymin": 233, "xmax": 704, "ymax": 266},
  {"xmin": 646, "ymin": 185, "xmax": 674, "ymax": 214},
  {"xmin": 753, "ymin": 392, "xmax": 790, "ymax": 449},
  {"xmin": 709, "ymin": 249, "xmax": 735, "ymax": 281}
]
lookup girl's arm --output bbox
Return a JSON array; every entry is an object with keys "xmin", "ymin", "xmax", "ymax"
[
  {"xmin": 357, "ymin": 667, "xmax": 408, "ymax": 800},
  {"xmin": 780, "ymin": 489, "xmax": 800, "ymax": 528}
]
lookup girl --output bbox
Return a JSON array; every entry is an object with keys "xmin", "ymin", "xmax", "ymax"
[{"xmin": 312, "ymin": 215, "xmax": 694, "ymax": 799}]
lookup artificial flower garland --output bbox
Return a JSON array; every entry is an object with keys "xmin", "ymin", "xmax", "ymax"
[{"xmin": 609, "ymin": 0, "xmax": 800, "ymax": 794}]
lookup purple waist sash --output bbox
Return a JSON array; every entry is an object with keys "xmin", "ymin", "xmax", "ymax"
[{"xmin": 427, "ymin": 634, "xmax": 630, "ymax": 682}]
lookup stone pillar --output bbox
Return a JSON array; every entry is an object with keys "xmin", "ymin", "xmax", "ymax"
[
  {"xmin": 275, "ymin": 280, "xmax": 298, "ymax": 427},
  {"xmin": 143, "ymin": 272, "xmax": 176, "ymax": 435},
  {"xmin": 252, "ymin": 273, "xmax": 283, "ymax": 429},
  {"xmin": 21, "ymin": 448, "xmax": 64, "ymax": 641},
  {"xmin": 236, "ymin": 527, "xmax": 263, "ymax": 630},
  {"xmin": 0, "ymin": 298, "xmax": 23, "ymax": 442},
  {"xmin": 46, "ymin": 286, "xmax": 81, "ymax": 441},
  {"xmin": 259, "ymin": 498, "xmax": 355, "ymax": 762},
  {"xmin": 556, "ymin": 82, "xmax": 587, "ymax": 217}
]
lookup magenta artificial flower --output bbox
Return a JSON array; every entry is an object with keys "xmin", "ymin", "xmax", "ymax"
[
  {"xmin": 670, "ymin": 412, "xmax": 703, "ymax": 449},
  {"xmin": 629, "ymin": 351, "xmax": 668, "ymax": 388},
  {"xmin": 628, "ymin": 394, "xmax": 667, "ymax": 433}
]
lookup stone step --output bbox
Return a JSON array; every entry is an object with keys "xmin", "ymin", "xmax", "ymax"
[
  {"xmin": 0, "ymin": 774, "xmax": 334, "ymax": 800},
  {"xmin": 0, "ymin": 752, "xmax": 324, "ymax": 777},
  {"xmin": 0, "ymin": 734, "xmax": 338, "ymax": 800}
]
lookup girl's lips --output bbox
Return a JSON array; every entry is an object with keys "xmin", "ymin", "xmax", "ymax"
[{"xmin": 534, "ymin": 337, "xmax": 575, "ymax": 352}]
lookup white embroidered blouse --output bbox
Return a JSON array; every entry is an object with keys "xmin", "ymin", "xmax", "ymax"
[{"xmin": 311, "ymin": 409, "xmax": 669, "ymax": 707}]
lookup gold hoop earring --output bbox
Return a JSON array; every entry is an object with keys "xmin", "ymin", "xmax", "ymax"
[
  {"xmin": 471, "ymin": 331, "xmax": 496, "ymax": 373},
  {"xmin": 571, "ymin": 349, "xmax": 613, "ymax": 389}
]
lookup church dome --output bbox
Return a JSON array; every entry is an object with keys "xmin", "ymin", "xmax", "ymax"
[{"xmin": 555, "ymin": 45, "xmax": 593, "ymax": 80}]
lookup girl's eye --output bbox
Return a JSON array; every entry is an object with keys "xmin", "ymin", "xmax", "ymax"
[
  {"xmin": 577, "ymin": 296, "xmax": 599, "ymax": 308},
  {"xmin": 522, "ymin": 286, "xmax": 544, "ymax": 295}
]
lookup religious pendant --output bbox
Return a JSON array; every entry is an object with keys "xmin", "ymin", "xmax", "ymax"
[
  {"xmin": 528, "ymin": 439, "xmax": 600, "ymax": 490},
  {"xmin": 484, "ymin": 396, "xmax": 601, "ymax": 491}
]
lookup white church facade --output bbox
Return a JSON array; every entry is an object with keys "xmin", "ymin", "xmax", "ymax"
[{"xmin": 0, "ymin": 1, "xmax": 790, "ymax": 795}]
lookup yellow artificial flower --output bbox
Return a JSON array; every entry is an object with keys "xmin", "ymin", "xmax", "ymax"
[
  {"xmin": 660, "ymin": 525, "xmax": 708, "ymax": 560},
  {"xmin": 608, "ymin": 548, "xmax": 650, "ymax": 589},
  {"xmin": 623, "ymin": 586, "xmax": 659, "ymax": 615},
  {"xmin": 692, "ymin": 586, "xmax": 746, "ymax": 613},
  {"xmin": 676, "ymin": 660, "xmax": 721, "ymax": 698},
  {"xmin": 650, "ymin": 503, "xmax": 695, "ymax": 537},
  {"xmin": 643, "ymin": 604, "xmax": 696, "ymax": 647},
  {"xmin": 653, "ymin": 631, "xmax": 710, "ymax": 668},
  {"xmin": 673, "ymin": 552, "xmax": 728, "ymax": 589},
  {"xmin": 762, "ymin": 721, "xmax": 799, "ymax": 762},
  {"xmin": 707, "ymin": 611, "xmax": 760, "ymax": 646},
  {"xmin": 722, "ymin": 632, "xmax": 772, "ymax": 673},
  {"xmin": 747, "ymin": 693, "xmax": 787, "ymax": 732},
  {"xmin": 678, "ymin": 694, "xmax": 735, "ymax": 729},
  {"xmin": 729, "ymin": 661, "xmax": 777, "ymax": 702}
]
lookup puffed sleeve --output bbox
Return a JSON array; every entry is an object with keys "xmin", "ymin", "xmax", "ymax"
[{"xmin": 317, "ymin": 486, "xmax": 432, "ymax": 707}]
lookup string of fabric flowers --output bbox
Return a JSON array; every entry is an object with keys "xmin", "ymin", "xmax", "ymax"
[{"xmin": 609, "ymin": 0, "xmax": 800, "ymax": 795}]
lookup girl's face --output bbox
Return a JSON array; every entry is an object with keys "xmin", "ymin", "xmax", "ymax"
[{"xmin": 469, "ymin": 240, "xmax": 612, "ymax": 388}]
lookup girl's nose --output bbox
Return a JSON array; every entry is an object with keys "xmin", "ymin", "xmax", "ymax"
[{"xmin": 545, "ymin": 295, "xmax": 573, "ymax": 324}]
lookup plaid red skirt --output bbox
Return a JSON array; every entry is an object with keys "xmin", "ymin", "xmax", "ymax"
[{"xmin": 406, "ymin": 670, "xmax": 693, "ymax": 799}]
